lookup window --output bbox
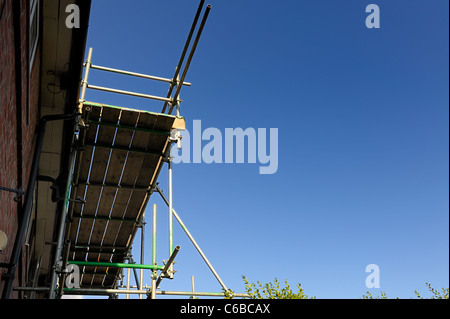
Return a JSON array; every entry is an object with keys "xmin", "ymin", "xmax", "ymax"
[{"xmin": 29, "ymin": 0, "xmax": 39, "ymax": 69}]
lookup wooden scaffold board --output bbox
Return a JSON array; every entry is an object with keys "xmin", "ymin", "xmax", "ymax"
[{"xmin": 66, "ymin": 101, "xmax": 184, "ymax": 288}]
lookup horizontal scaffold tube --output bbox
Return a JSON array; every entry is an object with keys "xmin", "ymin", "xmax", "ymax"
[
  {"xmin": 88, "ymin": 84, "xmax": 175, "ymax": 103},
  {"xmin": 13, "ymin": 287, "xmax": 250, "ymax": 298},
  {"xmin": 89, "ymin": 64, "xmax": 192, "ymax": 86},
  {"xmin": 68, "ymin": 261, "xmax": 164, "ymax": 270}
]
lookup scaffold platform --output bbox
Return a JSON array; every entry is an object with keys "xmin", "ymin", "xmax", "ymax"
[{"xmin": 66, "ymin": 101, "xmax": 184, "ymax": 288}]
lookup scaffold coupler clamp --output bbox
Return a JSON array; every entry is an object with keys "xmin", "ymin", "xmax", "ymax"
[
  {"xmin": 169, "ymin": 128, "xmax": 183, "ymax": 150},
  {"xmin": 54, "ymin": 261, "xmax": 73, "ymax": 275}
]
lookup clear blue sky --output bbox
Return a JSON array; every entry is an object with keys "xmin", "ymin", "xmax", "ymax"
[{"xmin": 81, "ymin": 0, "xmax": 449, "ymax": 299}]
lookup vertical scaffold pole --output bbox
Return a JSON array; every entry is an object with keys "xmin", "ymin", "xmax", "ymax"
[
  {"xmin": 49, "ymin": 137, "xmax": 77, "ymax": 299},
  {"xmin": 79, "ymin": 47, "xmax": 93, "ymax": 103},
  {"xmin": 126, "ymin": 267, "xmax": 131, "ymax": 299},
  {"xmin": 151, "ymin": 273, "xmax": 157, "ymax": 299},
  {"xmin": 168, "ymin": 149, "xmax": 174, "ymax": 278},
  {"xmin": 152, "ymin": 204, "xmax": 157, "ymax": 266},
  {"xmin": 191, "ymin": 276, "xmax": 195, "ymax": 299},
  {"xmin": 151, "ymin": 204, "xmax": 157, "ymax": 299},
  {"xmin": 139, "ymin": 211, "xmax": 145, "ymax": 299}
]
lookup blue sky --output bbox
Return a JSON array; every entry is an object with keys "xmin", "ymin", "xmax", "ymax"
[{"xmin": 81, "ymin": 0, "xmax": 449, "ymax": 299}]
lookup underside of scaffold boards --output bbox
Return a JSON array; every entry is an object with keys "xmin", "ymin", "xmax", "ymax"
[{"xmin": 66, "ymin": 101, "xmax": 184, "ymax": 288}]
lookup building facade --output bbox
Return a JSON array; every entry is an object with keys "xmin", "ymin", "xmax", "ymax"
[{"xmin": 0, "ymin": 0, "xmax": 91, "ymax": 299}]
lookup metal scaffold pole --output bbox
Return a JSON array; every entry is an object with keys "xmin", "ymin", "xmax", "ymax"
[
  {"xmin": 68, "ymin": 261, "xmax": 164, "ymax": 270},
  {"xmin": 14, "ymin": 286, "xmax": 250, "ymax": 298},
  {"xmin": 169, "ymin": 4, "xmax": 212, "ymax": 115},
  {"xmin": 126, "ymin": 267, "xmax": 131, "ymax": 299},
  {"xmin": 168, "ymin": 149, "xmax": 174, "ymax": 278},
  {"xmin": 161, "ymin": 0, "xmax": 205, "ymax": 114},
  {"xmin": 150, "ymin": 204, "xmax": 157, "ymax": 299},
  {"xmin": 152, "ymin": 204, "xmax": 157, "ymax": 266},
  {"xmin": 49, "ymin": 144, "xmax": 78, "ymax": 299},
  {"xmin": 139, "ymin": 211, "xmax": 145, "ymax": 299}
]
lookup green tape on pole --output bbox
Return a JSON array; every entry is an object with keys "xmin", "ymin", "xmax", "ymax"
[{"xmin": 69, "ymin": 260, "xmax": 164, "ymax": 270}]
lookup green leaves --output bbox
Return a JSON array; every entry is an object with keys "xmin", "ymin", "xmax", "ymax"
[
  {"xmin": 364, "ymin": 283, "xmax": 449, "ymax": 299},
  {"xmin": 414, "ymin": 282, "xmax": 449, "ymax": 299},
  {"xmin": 362, "ymin": 291, "xmax": 388, "ymax": 299},
  {"xmin": 241, "ymin": 276, "xmax": 314, "ymax": 299},
  {"xmin": 232, "ymin": 277, "xmax": 448, "ymax": 299}
]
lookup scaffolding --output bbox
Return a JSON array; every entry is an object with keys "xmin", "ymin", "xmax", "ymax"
[{"xmin": 12, "ymin": 1, "xmax": 248, "ymax": 299}]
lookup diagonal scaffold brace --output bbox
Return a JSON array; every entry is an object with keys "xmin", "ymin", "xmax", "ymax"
[{"xmin": 153, "ymin": 185, "xmax": 228, "ymax": 292}]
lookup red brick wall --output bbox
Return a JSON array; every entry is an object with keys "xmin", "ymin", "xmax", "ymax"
[
  {"xmin": 0, "ymin": 0, "xmax": 40, "ymax": 298},
  {"xmin": 0, "ymin": 0, "xmax": 20, "ymax": 276}
]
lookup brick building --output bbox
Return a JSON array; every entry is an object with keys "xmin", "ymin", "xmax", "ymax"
[{"xmin": 0, "ymin": 0, "xmax": 91, "ymax": 298}]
